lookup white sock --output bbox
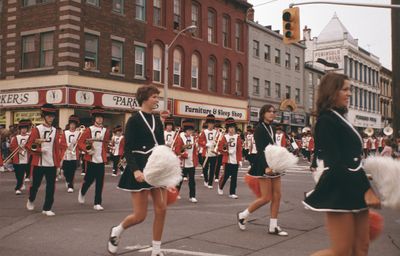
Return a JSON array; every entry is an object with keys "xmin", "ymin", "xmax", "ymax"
[
  {"xmin": 152, "ymin": 240, "xmax": 162, "ymax": 252},
  {"xmin": 239, "ymin": 209, "xmax": 250, "ymax": 219},
  {"xmin": 269, "ymin": 218, "xmax": 278, "ymax": 231},
  {"xmin": 112, "ymin": 223, "xmax": 125, "ymax": 237}
]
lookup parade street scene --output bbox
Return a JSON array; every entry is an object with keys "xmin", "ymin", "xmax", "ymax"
[{"xmin": 0, "ymin": 0, "xmax": 400, "ymax": 256}]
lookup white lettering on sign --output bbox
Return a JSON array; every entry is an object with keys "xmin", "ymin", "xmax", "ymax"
[
  {"xmin": 102, "ymin": 94, "xmax": 164, "ymax": 111},
  {"xmin": 175, "ymin": 100, "xmax": 247, "ymax": 121},
  {"xmin": 314, "ymin": 49, "xmax": 341, "ymax": 63},
  {"xmin": 0, "ymin": 92, "xmax": 38, "ymax": 106}
]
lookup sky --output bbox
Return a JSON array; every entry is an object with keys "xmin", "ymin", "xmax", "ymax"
[{"xmin": 249, "ymin": 0, "xmax": 392, "ymax": 69}]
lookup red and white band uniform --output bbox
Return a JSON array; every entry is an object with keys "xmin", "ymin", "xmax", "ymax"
[
  {"xmin": 370, "ymin": 138, "xmax": 378, "ymax": 154},
  {"xmin": 175, "ymin": 133, "xmax": 198, "ymax": 199},
  {"xmin": 60, "ymin": 130, "xmax": 80, "ymax": 189},
  {"xmin": 110, "ymin": 135, "xmax": 125, "ymax": 175},
  {"xmin": 275, "ymin": 132, "xmax": 287, "ymax": 148},
  {"xmin": 164, "ymin": 130, "xmax": 175, "ymax": 147},
  {"xmin": 377, "ymin": 136, "xmax": 385, "ymax": 152},
  {"xmin": 78, "ymin": 125, "xmax": 110, "ymax": 206},
  {"xmin": 247, "ymin": 134, "xmax": 257, "ymax": 166},
  {"xmin": 199, "ymin": 129, "xmax": 218, "ymax": 186},
  {"xmin": 10, "ymin": 134, "xmax": 30, "ymax": 191},
  {"xmin": 218, "ymin": 134, "xmax": 242, "ymax": 196},
  {"xmin": 26, "ymin": 125, "xmax": 65, "ymax": 211}
]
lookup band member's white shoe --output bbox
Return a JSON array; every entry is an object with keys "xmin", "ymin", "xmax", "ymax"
[
  {"xmin": 217, "ymin": 187, "xmax": 223, "ymax": 195},
  {"xmin": 207, "ymin": 185, "xmax": 213, "ymax": 189},
  {"xmin": 0, "ymin": 166, "xmax": 4, "ymax": 172},
  {"xmin": 94, "ymin": 204, "xmax": 104, "ymax": 211},
  {"xmin": 24, "ymin": 178, "xmax": 30, "ymax": 182},
  {"xmin": 268, "ymin": 226, "xmax": 288, "ymax": 236},
  {"xmin": 107, "ymin": 226, "xmax": 120, "ymax": 255},
  {"xmin": 229, "ymin": 194, "xmax": 238, "ymax": 199},
  {"xmin": 15, "ymin": 190, "xmax": 22, "ymax": 195},
  {"xmin": 42, "ymin": 210, "xmax": 56, "ymax": 217},
  {"xmin": 237, "ymin": 212, "xmax": 246, "ymax": 230},
  {"xmin": 151, "ymin": 251, "xmax": 164, "ymax": 256},
  {"xmin": 78, "ymin": 190, "xmax": 85, "ymax": 204},
  {"xmin": 177, "ymin": 195, "xmax": 181, "ymax": 200},
  {"xmin": 203, "ymin": 181, "xmax": 208, "ymax": 187},
  {"xmin": 189, "ymin": 197, "xmax": 198, "ymax": 203},
  {"xmin": 26, "ymin": 200, "xmax": 35, "ymax": 211},
  {"xmin": 21, "ymin": 184, "xmax": 26, "ymax": 190},
  {"xmin": 67, "ymin": 188, "xmax": 74, "ymax": 193},
  {"xmin": 111, "ymin": 173, "xmax": 117, "ymax": 177},
  {"xmin": 81, "ymin": 172, "xmax": 85, "ymax": 176},
  {"xmin": 183, "ymin": 177, "xmax": 188, "ymax": 181},
  {"xmin": 214, "ymin": 179, "xmax": 219, "ymax": 183}
]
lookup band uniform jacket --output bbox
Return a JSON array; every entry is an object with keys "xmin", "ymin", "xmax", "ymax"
[
  {"xmin": 198, "ymin": 129, "xmax": 218, "ymax": 157},
  {"xmin": 26, "ymin": 125, "xmax": 66, "ymax": 168},
  {"xmin": 111, "ymin": 135, "xmax": 125, "ymax": 156},
  {"xmin": 60, "ymin": 130, "xmax": 81, "ymax": 161},
  {"xmin": 305, "ymin": 109, "xmax": 371, "ymax": 211},
  {"xmin": 78, "ymin": 125, "xmax": 111, "ymax": 163},
  {"xmin": 218, "ymin": 134, "xmax": 242, "ymax": 165},
  {"xmin": 174, "ymin": 133, "xmax": 198, "ymax": 168},
  {"xmin": 9, "ymin": 134, "xmax": 30, "ymax": 164}
]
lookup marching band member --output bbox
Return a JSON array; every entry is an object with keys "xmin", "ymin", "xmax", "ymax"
[
  {"xmin": 304, "ymin": 73, "xmax": 380, "ymax": 256},
  {"xmin": 60, "ymin": 115, "xmax": 81, "ymax": 193},
  {"xmin": 110, "ymin": 125, "xmax": 125, "ymax": 177},
  {"xmin": 377, "ymin": 134, "xmax": 385, "ymax": 153},
  {"xmin": 214, "ymin": 121, "xmax": 223, "ymax": 183},
  {"xmin": 197, "ymin": 123, "xmax": 207, "ymax": 170},
  {"xmin": 25, "ymin": 104, "xmax": 65, "ymax": 216},
  {"xmin": 175, "ymin": 119, "xmax": 198, "ymax": 203},
  {"xmin": 370, "ymin": 135, "xmax": 378, "ymax": 156},
  {"xmin": 77, "ymin": 106, "xmax": 111, "ymax": 211},
  {"xmin": 243, "ymin": 125, "xmax": 251, "ymax": 160},
  {"xmin": 247, "ymin": 128, "xmax": 257, "ymax": 168},
  {"xmin": 198, "ymin": 114, "xmax": 218, "ymax": 189},
  {"xmin": 164, "ymin": 117, "xmax": 175, "ymax": 147},
  {"xmin": 275, "ymin": 126, "xmax": 287, "ymax": 148},
  {"xmin": 217, "ymin": 118, "xmax": 242, "ymax": 199},
  {"xmin": 306, "ymin": 131, "xmax": 315, "ymax": 162},
  {"xmin": 9, "ymin": 119, "xmax": 30, "ymax": 195},
  {"xmin": 362, "ymin": 134, "xmax": 371, "ymax": 158},
  {"xmin": 237, "ymin": 104, "xmax": 288, "ymax": 236},
  {"xmin": 0, "ymin": 148, "xmax": 3, "ymax": 172},
  {"xmin": 108, "ymin": 85, "xmax": 166, "ymax": 256},
  {"xmin": 301, "ymin": 133, "xmax": 308, "ymax": 160}
]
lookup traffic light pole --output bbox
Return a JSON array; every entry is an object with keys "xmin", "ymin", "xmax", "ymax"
[{"xmin": 393, "ymin": 0, "xmax": 400, "ymax": 139}]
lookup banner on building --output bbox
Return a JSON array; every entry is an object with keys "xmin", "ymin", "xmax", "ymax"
[
  {"xmin": 0, "ymin": 88, "xmax": 67, "ymax": 108},
  {"xmin": 14, "ymin": 111, "xmax": 42, "ymax": 125}
]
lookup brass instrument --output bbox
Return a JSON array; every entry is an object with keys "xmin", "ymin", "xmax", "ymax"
[
  {"xmin": 211, "ymin": 128, "xmax": 226, "ymax": 154},
  {"xmin": 70, "ymin": 125, "xmax": 86, "ymax": 154},
  {"xmin": 364, "ymin": 127, "xmax": 374, "ymax": 137},
  {"xmin": 3, "ymin": 145, "xmax": 25, "ymax": 164},
  {"xmin": 31, "ymin": 139, "xmax": 47, "ymax": 152},
  {"xmin": 302, "ymin": 127, "xmax": 311, "ymax": 133},
  {"xmin": 383, "ymin": 126, "xmax": 393, "ymax": 136},
  {"xmin": 117, "ymin": 157, "xmax": 126, "ymax": 169},
  {"xmin": 170, "ymin": 127, "xmax": 181, "ymax": 151}
]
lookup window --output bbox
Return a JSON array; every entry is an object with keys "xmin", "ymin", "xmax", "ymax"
[
  {"xmin": 359, "ymin": 89, "xmax": 363, "ymax": 108},
  {"xmin": 208, "ymin": 57, "xmax": 216, "ymax": 92},
  {"xmin": 22, "ymin": 35, "xmax": 36, "ymax": 69},
  {"xmin": 285, "ymin": 85, "xmax": 291, "ymax": 99},
  {"xmin": 153, "ymin": 0, "xmax": 162, "ymax": 26},
  {"xmin": 364, "ymin": 65, "xmax": 367, "ymax": 83},
  {"xmin": 112, "ymin": 0, "xmax": 123, "ymax": 14},
  {"xmin": 285, "ymin": 53, "xmax": 291, "ymax": 68},
  {"xmin": 265, "ymin": 80, "xmax": 271, "ymax": 97},
  {"xmin": 275, "ymin": 83, "xmax": 281, "ymax": 98},
  {"xmin": 235, "ymin": 64, "xmax": 243, "ymax": 96},
  {"xmin": 354, "ymin": 61, "xmax": 358, "ymax": 80},
  {"xmin": 153, "ymin": 44, "xmax": 162, "ymax": 82},
  {"xmin": 368, "ymin": 67, "xmax": 371, "ymax": 85},
  {"xmin": 253, "ymin": 78, "xmax": 260, "ymax": 95},
  {"xmin": 359, "ymin": 63, "xmax": 363, "ymax": 82},
  {"xmin": 191, "ymin": 3, "xmax": 200, "ymax": 37},
  {"xmin": 173, "ymin": 49, "xmax": 182, "ymax": 86},
  {"xmin": 191, "ymin": 54, "xmax": 200, "ymax": 89},
  {"xmin": 364, "ymin": 90, "xmax": 368, "ymax": 110},
  {"xmin": 295, "ymin": 56, "xmax": 300, "ymax": 71},
  {"xmin": 344, "ymin": 56, "xmax": 348, "ymax": 75},
  {"xmin": 373, "ymin": 93, "xmax": 376, "ymax": 111},
  {"xmin": 173, "ymin": 0, "xmax": 181, "ymax": 30},
  {"xmin": 135, "ymin": 46, "xmax": 145, "ymax": 78},
  {"xmin": 207, "ymin": 9, "xmax": 216, "ymax": 43},
  {"xmin": 275, "ymin": 48, "xmax": 281, "ymax": 64},
  {"xmin": 40, "ymin": 32, "xmax": 53, "ymax": 67},
  {"xmin": 222, "ymin": 60, "xmax": 230, "ymax": 94},
  {"xmin": 350, "ymin": 85, "xmax": 353, "ymax": 106},
  {"xmin": 84, "ymin": 34, "xmax": 98, "ymax": 70},
  {"xmin": 295, "ymin": 88, "xmax": 300, "ymax": 103},
  {"xmin": 135, "ymin": 0, "xmax": 146, "ymax": 21},
  {"xmin": 372, "ymin": 70, "xmax": 375, "ymax": 86},
  {"xmin": 355, "ymin": 87, "xmax": 358, "ymax": 107},
  {"xmin": 111, "ymin": 40, "xmax": 123, "ymax": 74},
  {"xmin": 23, "ymin": 0, "xmax": 53, "ymax": 6},
  {"xmin": 264, "ymin": 44, "xmax": 270, "ymax": 61},
  {"xmin": 253, "ymin": 40, "xmax": 259, "ymax": 58},
  {"xmin": 235, "ymin": 22, "xmax": 242, "ymax": 51},
  {"xmin": 222, "ymin": 15, "xmax": 230, "ymax": 48},
  {"xmin": 86, "ymin": 0, "xmax": 99, "ymax": 6},
  {"xmin": 0, "ymin": 0, "xmax": 2, "ymax": 12},
  {"xmin": 349, "ymin": 58, "xmax": 353, "ymax": 78}
]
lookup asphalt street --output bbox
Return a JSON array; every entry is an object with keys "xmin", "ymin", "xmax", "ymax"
[{"xmin": 0, "ymin": 160, "xmax": 399, "ymax": 256}]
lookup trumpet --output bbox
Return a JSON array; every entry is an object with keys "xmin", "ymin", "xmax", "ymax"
[
  {"xmin": 3, "ymin": 145, "xmax": 25, "ymax": 164},
  {"xmin": 211, "ymin": 128, "xmax": 226, "ymax": 154},
  {"xmin": 70, "ymin": 125, "xmax": 86, "ymax": 154},
  {"xmin": 170, "ymin": 127, "xmax": 181, "ymax": 151},
  {"xmin": 31, "ymin": 139, "xmax": 47, "ymax": 152}
]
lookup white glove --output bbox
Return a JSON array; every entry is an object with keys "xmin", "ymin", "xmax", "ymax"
[{"xmin": 239, "ymin": 161, "xmax": 243, "ymax": 167}]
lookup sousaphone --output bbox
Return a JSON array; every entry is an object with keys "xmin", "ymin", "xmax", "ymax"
[{"xmin": 383, "ymin": 126, "xmax": 393, "ymax": 136}]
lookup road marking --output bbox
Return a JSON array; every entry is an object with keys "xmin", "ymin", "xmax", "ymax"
[{"xmin": 138, "ymin": 247, "xmax": 232, "ymax": 256}]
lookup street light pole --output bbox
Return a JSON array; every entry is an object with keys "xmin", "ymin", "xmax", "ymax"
[{"xmin": 163, "ymin": 25, "xmax": 197, "ymax": 111}]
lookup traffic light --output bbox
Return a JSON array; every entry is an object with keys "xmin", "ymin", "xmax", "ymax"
[{"xmin": 282, "ymin": 7, "xmax": 300, "ymax": 44}]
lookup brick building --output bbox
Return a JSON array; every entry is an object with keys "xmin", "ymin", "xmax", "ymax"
[
  {"xmin": 0, "ymin": 0, "xmax": 251, "ymax": 130},
  {"xmin": 380, "ymin": 66, "xmax": 393, "ymax": 127}
]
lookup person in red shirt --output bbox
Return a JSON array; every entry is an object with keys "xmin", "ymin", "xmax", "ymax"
[
  {"xmin": 9, "ymin": 119, "xmax": 31, "ymax": 195},
  {"xmin": 25, "ymin": 104, "xmax": 66, "ymax": 217},
  {"xmin": 77, "ymin": 106, "xmax": 111, "ymax": 211}
]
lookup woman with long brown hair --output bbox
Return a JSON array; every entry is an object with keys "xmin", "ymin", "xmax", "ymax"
[
  {"xmin": 304, "ymin": 72, "xmax": 381, "ymax": 256},
  {"xmin": 237, "ymin": 104, "xmax": 288, "ymax": 236}
]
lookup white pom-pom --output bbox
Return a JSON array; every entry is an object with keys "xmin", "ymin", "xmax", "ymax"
[
  {"xmin": 364, "ymin": 156, "xmax": 400, "ymax": 210},
  {"xmin": 143, "ymin": 145, "xmax": 182, "ymax": 187},
  {"xmin": 264, "ymin": 145, "xmax": 299, "ymax": 173}
]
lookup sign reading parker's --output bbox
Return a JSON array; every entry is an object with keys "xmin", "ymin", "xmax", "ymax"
[
  {"xmin": 0, "ymin": 91, "xmax": 38, "ymax": 106},
  {"xmin": 175, "ymin": 100, "xmax": 247, "ymax": 121}
]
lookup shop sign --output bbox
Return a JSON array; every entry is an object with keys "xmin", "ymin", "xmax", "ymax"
[
  {"xmin": 14, "ymin": 111, "xmax": 42, "ymax": 125},
  {"xmin": 281, "ymin": 112, "xmax": 291, "ymax": 124},
  {"xmin": 314, "ymin": 49, "xmax": 342, "ymax": 63},
  {"xmin": 250, "ymin": 107, "xmax": 260, "ymax": 122},
  {"xmin": 102, "ymin": 94, "xmax": 164, "ymax": 111},
  {"xmin": 356, "ymin": 115, "xmax": 377, "ymax": 123},
  {"xmin": 0, "ymin": 91, "xmax": 38, "ymax": 106},
  {"xmin": 175, "ymin": 100, "xmax": 247, "ymax": 121},
  {"xmin": 291, "ymin": 113, "xmax": 306, "ymax": 126},
  {"xmin": 0, "ymin": 113, "xmax": 5, "ymax": 125}
]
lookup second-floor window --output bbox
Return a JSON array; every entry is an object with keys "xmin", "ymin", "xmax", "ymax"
[
  {"xmin": 173, "ymin": 0, "xmax": 181, "ymax": 30},
  {"xmin": 253, "ymin": 40, "xmax": 259, "ymax": 58},
  {"xmin": 86, "ymin": 0, "xmax": 99, "ymax": 7},
  {"xmin": 295, "ymin": 88, "xmax": 300, "ymax": 103},
  {"xmin": 135, "ymin": 0, "xmax": 146, "ymax": 21},
  {"xmin": 275, "ymin": 83, "xmax": 281, "ymax": 98},
  {"xmin": 24, "ymin": 0, "xmax": 54, "ymax": 6},
  {"xmin": 253, "ymin": 78, "xmax": 260, "ymax": 95},
  {"xmin": 295, "ymin": 56, "xmax": 300, "ymax": 71},
  {"xmin": 285, "ymin": 85, "xmax": 291, "ymax": 98},
  {"xmin": 275, "ymin": 49, "xmax": 281, "ymax": 65},
  {"xmin": 134, "ymin": 46, "xmax": 145, "ymax": 78},
  {"xmin": 222, "ymin": 60, "xmax": 230, "ymax": 94},
  {"xmin": 208, "ymin": 9, "xmax": 216, "ymax": 43},
  {"xmin": 111, "ymin": 40, "xmax": 123, "ymax": 74},
  {"xmin": 22, "ymin": 33, "xmax": 54, "ymax": 69},
  {"xmin": 22, "ymin": 35, "xmax": 35, "ymax": 69},
  {"xmin": 235, "ymin": 64, "xmax": 243, "ymax": 96},
  {"xmin": 84, "ymin": 34, "xmax": 98, "ymax": 70},
  {"xmin": 235, "ymin": 22, "xmax": 242, "ymax": 51},
  {"xmin": 285, "ymin": 53, "xmax": 291, "ymax": 68},
  {"xmin": 173, "ymin": 49, "xmax": 182, "ymax": 86},
  {"xmin": 222, "ymin": 15, "xmax": 230, "ymax": 48},
  {"xmin": 191, "ymin": 54, "xmax": 199, "ymax": 89},
  {"xmin": 265, "ymin": 80, "xmax": 271, "ymax": 97},
  {"xmin": 153, "ymin": 0, "xmax": 162, "ymax": 26},
  {"xmin": 153, "ymin": 44, "xmax": 162, "ymax": 82},
  {"xmin": 191, "ymin": 3, "xmax": 200, "ymax": 38},
  {"xmin": 264, "ymin": 44, "xmax": 270, "ymax": 61},
  {"xmin": 208, "ymin": 57, "xmax": 216, "ymax": 92},
  {"xmin": 40, "ymin": 32, "xmax": 54, "ymax": 67}
]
